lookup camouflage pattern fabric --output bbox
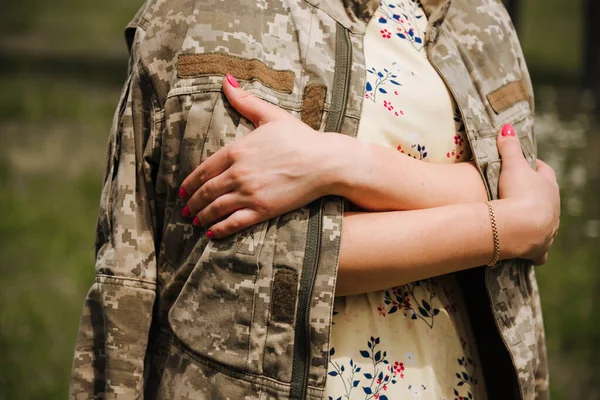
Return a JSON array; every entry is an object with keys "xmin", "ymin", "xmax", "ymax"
[
  {"xmin": 70, "ymin": 0, "xmax": 548, "ymax": 399},
  {"xmin": 427, "ymin": 1, "xmax": 548, "ymax": 398}
]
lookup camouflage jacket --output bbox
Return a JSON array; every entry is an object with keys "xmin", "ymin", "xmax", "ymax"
[{"xmin": 70, "ymin": 0, "xmax": 548, "ymax": 399}]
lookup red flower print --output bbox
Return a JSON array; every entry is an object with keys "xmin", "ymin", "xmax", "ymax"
[
  {"xmin": 392, "ymin": 360, "xmax": 405, "ymax": 378},
  {"xmin": 454, "ymin": 135, "xmax": 465, "ymax": 145},
  {"xmin": 380, "ymin": 28, "xmax": 391, "ymax": 39},
  {"xmin": 382, "ymin": 100, "xmax": 395, "ymax": 112}
]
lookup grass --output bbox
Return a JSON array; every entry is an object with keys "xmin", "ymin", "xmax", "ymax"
[
  {"xmin": 0, "ymin": 73, "xmax": 118, "ymax": 399},
  {"xmin": 520, "ymin": 0, "xmax": 584, "ymax": 79}
]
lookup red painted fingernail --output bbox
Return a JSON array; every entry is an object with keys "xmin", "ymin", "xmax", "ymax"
[
  {"xmin": 178, "ymin": 187, "xmax": 188, "ymax": 199},
  {"xmin": 193, "ymin": 216, "xmax": 200, "ymax": 226},
  {"xmin": 501, "ymin": 124, "xmax": 515, "ymax": 137},
  {"xmin": 182, "ymin": 206, "xmax": 191, "ymax": 217},
  {"xmin": 226, "ymin": 73, "xmax": 239, "ymax": 88},
  {"xmin": 206, "ymin": 230, "xmax": 214, "ymax": 239}
]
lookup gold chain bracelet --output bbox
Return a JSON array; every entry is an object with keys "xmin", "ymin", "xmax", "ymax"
[{"xmin": 486, "ymin": 201, "xmax": 500, "ymax": 267}]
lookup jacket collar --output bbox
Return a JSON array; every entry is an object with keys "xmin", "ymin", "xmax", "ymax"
[
  {"xmin": 303, "ymin": 0, "xmax": 380, "ymax": 34},
  {"xmin": 305, "ymin": 0, "xmax": 451, "ymax": 39},
  {"xmin": 420, "ymin": 0, "xmax": 452, "ymax": 43}
]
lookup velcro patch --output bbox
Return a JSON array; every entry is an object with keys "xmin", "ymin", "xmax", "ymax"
[
  {"xmin": 486, "ymin": 79, "xmax": 530, "ymax": 114},
  {"xmin": 177, "ymin": 53, "xmax": 295, "ymax": 93},
  {"xmin": 270, "ymin": 269, "xmax": 298, "ymax": 324},
  {"xmin": 301, "ymin": 84, "xmax": 327, "ymax": 130}
]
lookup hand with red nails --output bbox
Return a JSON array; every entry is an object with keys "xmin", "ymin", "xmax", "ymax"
[
  {"xmin": 495, "ymin": 124, "xmax": 560, "ymax": 265},
  {"xmin": 179, "ymin": 74, "xmax": 343, "ymax": 238}
]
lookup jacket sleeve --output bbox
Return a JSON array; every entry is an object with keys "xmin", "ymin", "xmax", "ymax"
[{"xmin": 70, "ymin": 26, "xmax": 158, "ymax": 399}]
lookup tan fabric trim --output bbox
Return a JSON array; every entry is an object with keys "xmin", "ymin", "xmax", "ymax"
[
  {"xmin": 177, "ymin": 53, "xmax": 295, "ymax": 94},
  {"xmin": 300, "ymin": 84, "xmax": 327, "ymax": 130},
  {"xmin": 486, "ymin": 79, "xmax": 530, "ymax": 114}
]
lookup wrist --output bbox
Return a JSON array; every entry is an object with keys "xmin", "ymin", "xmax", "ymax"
[
  {"xmin": 317, "ymin": 133, "xmax": 363, "ymax": 198},
  {"xmin": 490, "ymin": 198, "xmax": 531, "ymax": 260}
]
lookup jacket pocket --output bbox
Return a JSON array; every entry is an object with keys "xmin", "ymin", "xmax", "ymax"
[
  {"xmin": 166, "ymin": 200, "xmax": 343, "ymax": 390},
  {"xmin": 168, "ymin": 218, "xmax": 271, "ymax": 372}
]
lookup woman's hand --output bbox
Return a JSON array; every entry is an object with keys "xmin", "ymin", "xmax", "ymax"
[
  {"xmin": 179, "ymin": 74, "xmax": 349, "ymax": 238},
  {"xmin": 495, "ymin": 124, "xmax": 560, "ymax": 265}
]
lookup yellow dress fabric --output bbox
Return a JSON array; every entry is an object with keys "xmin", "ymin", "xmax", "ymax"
[{"xmin": 324, "ymin": 1, "xmax": 487, "ymax": 399}]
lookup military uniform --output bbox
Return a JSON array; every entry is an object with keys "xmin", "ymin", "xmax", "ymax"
[{"xmin": 70, "ymin": 0, "xmax": 548, "ymax": 398}]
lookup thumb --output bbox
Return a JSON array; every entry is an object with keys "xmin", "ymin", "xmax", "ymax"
[
  {"xmin": 497, "ymin": 123, "xmax": 527, "ymax": 169},
  {"xmin": 223, "ymin": 73, "xmax": 290, "ymax": 127}
]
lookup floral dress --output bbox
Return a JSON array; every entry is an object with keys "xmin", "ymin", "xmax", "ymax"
[{"xmin": 324, "ymin": 1, "xmax": 487, "ymax": 399}]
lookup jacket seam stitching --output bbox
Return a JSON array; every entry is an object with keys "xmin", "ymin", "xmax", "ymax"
[
  {"xmin": 244, "ymin": 265, "xmax": 258, "ymax": 374},
  {"xmin": 135, "ymin": 27, "xmax": 162, "ymax": 124},
  {"xmin": 95, "ymin": 274, "xmax": 156, "ymax": 287},
  {"xmin": 261, "ymin": 222, "xmax": 280, "ymax": 376},
  {"xmin": 172, "ymin": 337, "xmax": 324, "ymax": 393},
  {"xmin": 322, "ymin": 197, "xmax": 342, "ymax": 385},
  {"xmin": 166, "ymin": 87, "xmax": 303, "ymax": 109}
]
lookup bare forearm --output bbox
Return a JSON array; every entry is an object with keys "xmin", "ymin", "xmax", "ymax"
[
  {"xmin": 336, "ymin": 200, "xmax": 520, "ymax": 296},
  {"xmin": 328, "ymin": 135, "xmax": 488, "ymax": 211}
]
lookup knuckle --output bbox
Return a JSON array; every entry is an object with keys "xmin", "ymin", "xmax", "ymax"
[
  {"xmin": 198, "ymin": 168, "xmax": 207, "ymax": 186},
  {"xmin": 251, "ymin": 195, "xmax": 269, "ymax": 214},
  {"xmin": 199, "ymin": 184, "xmax": 211, "ymax": 200},
  {"xmin": 189, "ymin": 166, "xmax": 203, "ymax": 186},
  {"xmin": 238, "ymin": 91, "xmax": 254, "ymax": 102},
  {"xmin": 229, "ymin": 217, "xmax": 243, "ymax": 231},
  {"xmin": 246, "ymin": 178, "xmax": 264, "ymax": 195},
  {"xmin": 212, "ymin": 199, "xmax": 224, "ymax": 215},
  {"xmin": 227, "ymin": 143, "xmax": 245, "ymax": 163},
  {"xmin": 232, "ymin": 166, "xmax": 251, "ymax": 186},
  {"xmin": 225, "ymin": 144, "xmax": 237, "ymax": 163},
  {"xmin": 230, "ymin": 165, "xmax": 244, "ymax": 181}
]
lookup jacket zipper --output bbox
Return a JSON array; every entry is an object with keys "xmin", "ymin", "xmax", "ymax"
[
  {"xmin": 428, "ymin": 37, "xmax": 526, "ymax": 400},
  {"xmin": 289, "ymin": 21, "xmax": 352, "ymax": 400},
  {"xmin": 324, "ymin": 22, "xmax": 352, "ymax": 134},
  {"xmin": 289, "ymin": 199, "xmax": 324, "ymax": 399}
]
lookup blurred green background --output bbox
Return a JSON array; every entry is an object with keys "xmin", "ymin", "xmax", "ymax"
[{"xmin": 0, "ymin": 0, "xmax": 598, "ymax": 399}]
